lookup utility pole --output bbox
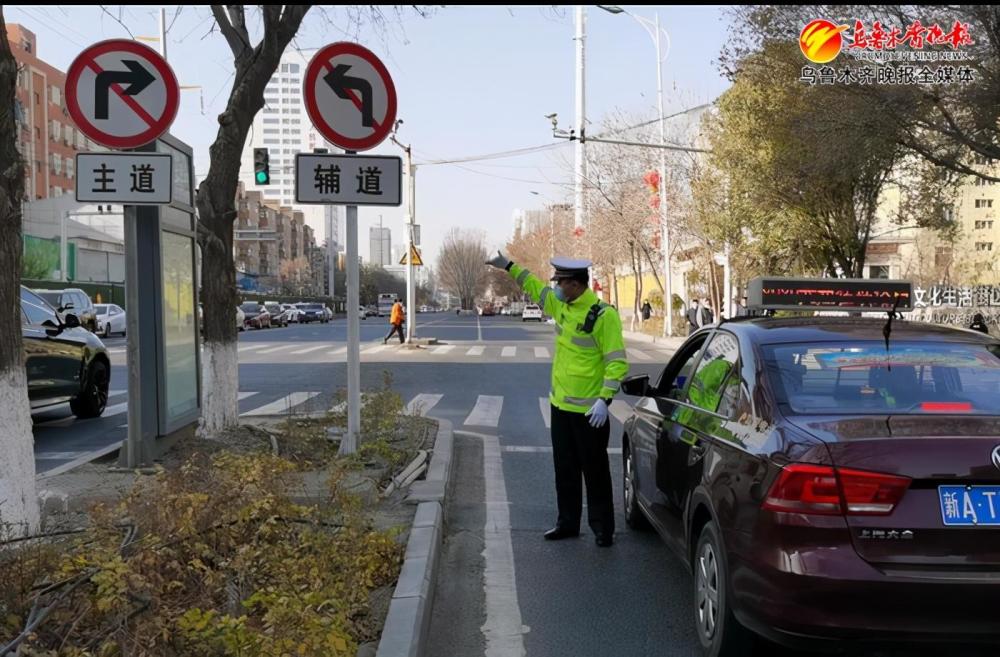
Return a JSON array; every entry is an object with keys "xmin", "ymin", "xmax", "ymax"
[{"xmin": 574, "ymin": 5, "xmax": 587, "ymax": 230}]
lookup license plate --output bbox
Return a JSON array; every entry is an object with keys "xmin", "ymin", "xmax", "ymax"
[{"xmin": 939, "ymin": 486, "xmax": 1000, "ymax": 526}]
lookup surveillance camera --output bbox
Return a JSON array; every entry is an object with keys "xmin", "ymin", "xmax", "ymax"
[{"xmin": 544, "ymin": 113, "xmax": 557, "ymax": 120}]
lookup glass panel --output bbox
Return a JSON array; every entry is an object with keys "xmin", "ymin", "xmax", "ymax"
[
  {"xmin": 156, "ymin": 140, "xmax": 192, "ymax": 207},
  {"xmin": 161, "ymin": 231, "xmax": 199, "ymax": 423}
]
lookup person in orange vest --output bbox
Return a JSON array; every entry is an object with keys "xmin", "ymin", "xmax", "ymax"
[{"xmin": 384, "ymin": 299, "xmax": 405, "ymax": 344}]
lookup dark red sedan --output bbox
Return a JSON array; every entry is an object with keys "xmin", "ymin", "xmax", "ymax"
[{"xmin": 621, "ymin": 309, "xmax": 1000, "ymax": 655}]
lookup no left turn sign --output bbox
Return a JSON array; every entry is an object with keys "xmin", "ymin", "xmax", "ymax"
[{"xmin": 303, "ymin": 42, "xmax": 397, "ymax": 152}]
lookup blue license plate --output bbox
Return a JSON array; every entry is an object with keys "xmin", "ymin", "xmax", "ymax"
[{"xmin": 939, "ymin": 486, "xmax": 1000, "ymax": 526}]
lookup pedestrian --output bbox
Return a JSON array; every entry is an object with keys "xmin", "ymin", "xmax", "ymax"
[
  {"xmin": 487, "ymin": 251, "xmax": 628, "ymax": 547},
  {"xmin": 384, "ymin": 299, "xmax": 405, "ymax": 344},
  {"xmin": 641, "ymin": 299, "xmax": 652, "ymax": 321},
  {"xmin": 969, "ymin": 313, "xmax": 990, "ymax": 335},
  {"xmin": 686, "ymin": 299, "xmax": 700, "ymax": 335},
  {"xmin": 735, "ymin": 296, "xmax": 749, "ymax": 318}
]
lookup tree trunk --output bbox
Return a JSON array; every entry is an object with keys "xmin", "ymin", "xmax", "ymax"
[
  {"xmin": 197, "ymin": 6, "xmax": 310, "ymax": 436},
  {"xmin": 629, "ymin": 242, "xmax": 640, "ymax": 332},
  {"xmin": 0, "ymin": 9, "xmax": 39, "ymax": 535}
]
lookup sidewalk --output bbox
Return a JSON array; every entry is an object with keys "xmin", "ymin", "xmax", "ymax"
[{"xmin": 622, "ymin": 328, "xmax": 685, "ymax": 351}]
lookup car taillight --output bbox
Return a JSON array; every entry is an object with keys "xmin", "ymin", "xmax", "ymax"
[{"xmin": 762, "ymin": 464, "xmax": 910, "ymax": 516}]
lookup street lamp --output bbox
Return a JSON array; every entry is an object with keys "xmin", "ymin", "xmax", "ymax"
[{"xmin": 598, "ymin": 5, "xmax": 674, "ymax": 336}]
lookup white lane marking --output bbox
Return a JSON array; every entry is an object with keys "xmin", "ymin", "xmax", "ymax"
[
  {"xmin": 255, "ymin": 344, "xmax": 294, "ymax": 355},
  {"xmin": 108, "ymin": 389, "xmax": 126, "ymax": 397},
  {"xmin": 109, "ymin": 348, "xmax": 126, "ymax": 354},
  {"xmin": 405, "ymin": 393, "xmax": 443, "ymax": 417},
  {"xmin": 289, "ymin": 344, "xmax": 329, "ymax": 356},
  {"xmin": 627, "ymin": 348, "xmax": 651, "ymax": 361},
  {"xmin": 328, "ymin": 347, "xmax": 347, "ymax": 357},
  {"xmin": 501, "ymin": 445, "xmax": 623, "ymax": 455},
  {"xmin": 534, "ymin": 347, "xmax": 549, "ymax": 359},
  {"xmin": 36, "ymin": 442, "xmax": 122, "ymax": 479},
  {"xmin": 467, "ymin": 346, "xmax": 486, "ymax": 357},
  {"xmin": 365, "ymin": 344, "xmax": 388, "ymax": 354},
  {"xmin": 478, "ymin": 314, "xmax": 483, "ymax": 342},
  {"xmin": 539, "ymin": 397, "xmax": 551, "ymax": 429},
  {"xmin": 36, "ymin": 401, "xmax": 129, "ymax": 428},
  {"xmin": 432, "ymin": 345, "xmax": 455, "ymax": 355},
  {"xmin": 501, "ymin": 346, "xmax": 516, "ymax": 358},
  {"xmin": 464, "ymin": 395, "xmax": 504, "ymax": 427},
  {"xmin": 462, "ymin": 429, "xmax": 527, "ymax": 657},
  {"xmin": 238, "ymin": 343, "xmax": 267, "ymax": 352},
  {"xmin": 240, "ymin": 392, "xmax": 320, "ymax": 417},
  {"xmin": 609, "ymin": 400, "xmax": 633, "ymax": 424},
  {"xmin": 238, "ymin": 391, "xmax": 258, "ymax": 401}
]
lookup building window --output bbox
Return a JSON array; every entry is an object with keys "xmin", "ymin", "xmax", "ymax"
[
  {"xmin": 263, "ymin": 138, "xmax": 279, "ymax": 145},
  {"xmin": 34, "ymin": 127, "xmax": 40, "ymax": 140},
  {"xmin": 263, "ymin": 118, "xmax": 279, "ymax": 124},
  {"xmin": 976, "ymin": 242, "xmax": 994, "ymax": 252},
  {"xmin": 868, "ymin": 265, "xmax": 890, "ymax": 279},
  {"xmin": 288, "ymin": 64, "xmax": 299, "ymax": 74},
  {"xmin": 975, "ymin": 220, "xmax": 994, "ymax": 230},
  {"xmin": 974, "ymin": 199, "xmax": 994, "ymax": 209},
  {"xmin": 51, "ymin": 85, "xmax": 61, "ymax": 106},
  {"xmin": 35, "ymin": 92, "xmax": 40, "ymax": 106},
  {"xmin": 263, "ymin": 128, "xmax": 279, "ymax": 134},
  {"xmin": 65, "ymin": 158, "xmax": 74, "ymax": 178}
]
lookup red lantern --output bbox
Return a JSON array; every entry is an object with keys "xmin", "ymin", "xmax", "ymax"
[{"xmin": 573, "ymin": 226, "xmax": 585, "ymax": 238}]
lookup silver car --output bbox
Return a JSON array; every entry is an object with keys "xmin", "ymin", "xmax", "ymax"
[{"xmin": 94, "ymin": 303, "xmax": 126, "ymax": 337}]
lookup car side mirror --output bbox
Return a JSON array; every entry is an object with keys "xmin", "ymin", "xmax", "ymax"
[
  {"xmin": 60, "ymin": 302, "xmax": 75, "ymax": 312},
  {"xmin": 622, "ymin": 374, "xmax": 650, "ymax": 397},
  {"xmin": 64, "ymin": 314, "xmax": 81, "ymax": 329}
]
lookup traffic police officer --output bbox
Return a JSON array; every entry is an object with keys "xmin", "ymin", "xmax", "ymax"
[{"xmin": 487, "ymin": 251, "xmax": 628, "ymax": 547}]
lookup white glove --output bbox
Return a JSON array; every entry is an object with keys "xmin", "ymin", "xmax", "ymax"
[
  {"xmin": 486, "ymin": 250, "xmax": 511, "ymax": 270},
  {"xmin": 585, "ymin": 399, "xmax": 609, "ymax": 428}
]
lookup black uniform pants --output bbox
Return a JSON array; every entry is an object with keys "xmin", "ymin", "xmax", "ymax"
[
  {"xmin": 550, "ymin": 405, "xmax": 615, "ymax": 536},
  {"xmin": 385, "ymin": 322, "xmax": 405, "ymax": 343}
]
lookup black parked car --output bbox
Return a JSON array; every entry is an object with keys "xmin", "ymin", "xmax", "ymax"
[
  {"xmin": 21, "ymin": 286, "xmax": 110, "ymax": 418},
  {"xmin": 620, "ymin": 303, "xmax": 1000, "ymax": 655},
  {"xmin": 35, "ymin": 288, "xmax": 98, "ymax": 334}
]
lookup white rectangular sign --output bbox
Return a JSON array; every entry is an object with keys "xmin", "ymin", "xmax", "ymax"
[
  {"xmin": 295, "ymin": 154, "xmax": 402, "ymax": 206},
  {"xmin": 75, "ymin": 152, "xmax": 173, "ymax": 204}
]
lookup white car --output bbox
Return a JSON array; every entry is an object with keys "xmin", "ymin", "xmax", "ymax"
[
  {"xmin": 236, "ymin": 306, "xmax": 245, "ymax": 331},
  {"xmin": 359, "ymin": 305, "xmax": 367, "ymax": 320},
  {"xmin": 281, "ymin": 304, "xmax": 303, "ymax": 323},
  {"xmin": 94, "ymin": 303, "xmax": 126, "ymax": 337},
  {"xmin": 522, "ymin": 304, "xmax": 543, "ymax": 322},
  {"xmin": 420, "ymin": 305, "xmax": 429, "ymax": 313}
]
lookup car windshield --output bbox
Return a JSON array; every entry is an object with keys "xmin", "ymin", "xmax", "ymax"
[
  {"xmin": 38, "ymin": 292, "xmax": 61, "ymax": 306},
  {"xmin": 240, "ymin": 303, "xmax": 260, "ymax": 312},
  {"xmin": 265, "ymin": 304, "xmax": 280, "ymax": 312},
  {"xmin": 300, "ymin": 304, "xmax": 323, "ymax": 310},
  {"xmin": 95, "ymin": 305, "xmax": 109, "ymax": 315},
  {"xmin": 761, "ymin": 340, "xmax": 1000, "ymax": 416}
]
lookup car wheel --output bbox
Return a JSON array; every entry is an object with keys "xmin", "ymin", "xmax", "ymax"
[
  {"xmin": 623, "ymin": 444, "xmax": 651, "ymax": 531},
  {"xmin": 694, "ymin": 522, "xmax": 751, "ymax": 657},
  {"xmin": 102, "ymin": 322, "xmax": 111, "ymax": 338},
  {"xmin": 70, "ymin": 359, "xmax": 109, "ymax": 419}
]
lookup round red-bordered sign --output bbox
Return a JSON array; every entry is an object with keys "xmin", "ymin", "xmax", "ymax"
[
  {"xmin": 65, "ymin": 39, "xmax": 179, "ymax": 149},
  {"xmin": 303, "ymin": 42, "xmax": 397, "ymax": 151}
]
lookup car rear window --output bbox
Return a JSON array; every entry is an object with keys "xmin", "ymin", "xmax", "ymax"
[
  {"xmin": 240, "ymin": 303, "xmax": 260, "ymax": 312},
  {"xmin": 762, "ymin": 341, "xmax": 1000, "ymax": 415},
  {"xmin": 300, "ymin": 304, "xmax": 323, "ymax": 310}
]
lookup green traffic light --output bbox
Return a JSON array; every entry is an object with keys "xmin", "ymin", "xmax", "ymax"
[{"xmin": 255, "ymin": 171, "xmax": 268, "ymax": 184}]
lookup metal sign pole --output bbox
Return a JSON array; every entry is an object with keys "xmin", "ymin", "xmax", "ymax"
[
  {"xmin": 343, "ymin": 194, "xmax": 361, "ymax": 454},
  {"xmin": 405, "ymin": 153, "xmax": 415, "ymax": 342}
]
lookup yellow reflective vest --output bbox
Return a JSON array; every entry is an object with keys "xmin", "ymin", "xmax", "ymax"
[{"xmin": 509, "ymin": 263, "xmax": 629, "ymax": 413}]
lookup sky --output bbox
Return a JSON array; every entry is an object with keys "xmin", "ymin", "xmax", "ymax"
[{"xmin": 6, "ymin": 5, "xmax": 734, "ymax": 267}]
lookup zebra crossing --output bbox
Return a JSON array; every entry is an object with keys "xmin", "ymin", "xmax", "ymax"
[
  {"xmin": 212, "ymin": 342, "xmax": 672, "ymax": 363},
  {"xmin": 34, "ymin": 389, "xmax": 640, "ymax": 430}
]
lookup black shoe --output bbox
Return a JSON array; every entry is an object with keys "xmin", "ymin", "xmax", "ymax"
[
  {"xmin": 383, "ymin": 338, "xmax": 387, "ymax": 345},
  {"xmin": 543, "ymin": 526, "xmax": 579, "ymax": 541},
  {"xmin": 595, "ymin": 533, "xmax": 614, "ymax": 547}
]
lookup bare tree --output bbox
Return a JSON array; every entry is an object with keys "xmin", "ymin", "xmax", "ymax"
[
  {"xmin": 197, "ymin": 5, "xmax": 311, "ymax": 435},
  {"xmin": 437, "ymin": 228, "xmax": 488, "ymax": 310},
  {"xmin": 0, "ymin": 8, "xmax": 39, "ymax": 535}
]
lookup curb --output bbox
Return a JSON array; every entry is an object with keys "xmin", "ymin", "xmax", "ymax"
[{"xmin": 375, "ymin": 419, "xmax": 453, "ymax": 657}]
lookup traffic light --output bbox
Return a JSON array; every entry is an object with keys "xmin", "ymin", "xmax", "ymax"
[{"xmin": 253, "ymin": 148, "xmax": 270, "ymax": 185}]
